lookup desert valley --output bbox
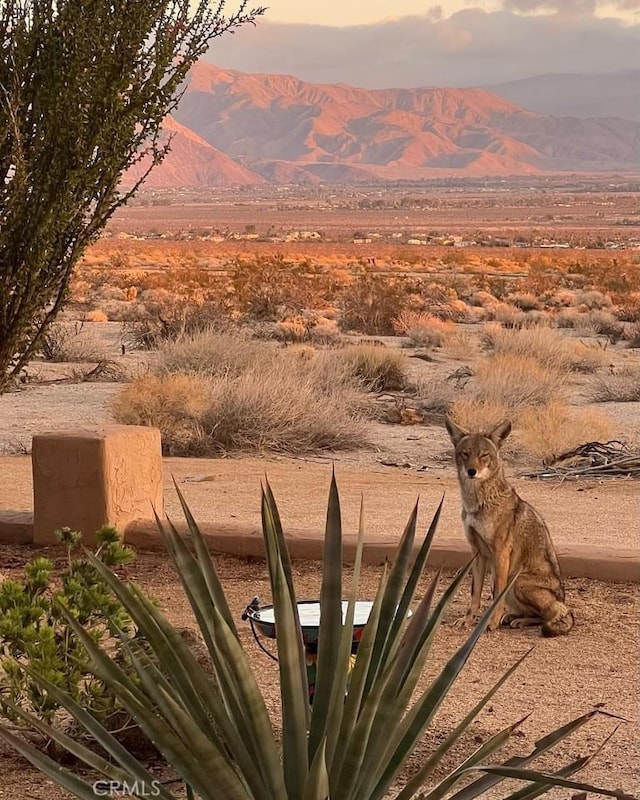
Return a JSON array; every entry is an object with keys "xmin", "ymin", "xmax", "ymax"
[{"xmin": 1, "ymin": 13, "xmax": 640, "ymax": 798}]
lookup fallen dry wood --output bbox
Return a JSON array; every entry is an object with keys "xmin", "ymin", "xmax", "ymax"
[{"xmin": 519, "ymin": 441, "xmax": 640, "ymax": 480}]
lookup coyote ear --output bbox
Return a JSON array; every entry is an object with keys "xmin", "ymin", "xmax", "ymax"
[
  {"xmin": 489, "ymin": 419, "xmax": 512, "ymax": 446},
  {"xmin": 445, "ymin": 415, "xmax": 468, "ymax": 446}
]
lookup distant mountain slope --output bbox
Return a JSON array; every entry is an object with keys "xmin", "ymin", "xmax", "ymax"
[
  {"xmin": 128, "ymin": 64, "xmax": 640, "ymax": 186},
  {"xmin": 484, "ymin": 70, "xmax": 640, "ymax": 123},
  {"xmin": 121, "ymin": 116, "xmax": 264, "ymax": 188},
  {"xmin": 171, "ymin": 63, "xmax": 640, "ymax": 179}
]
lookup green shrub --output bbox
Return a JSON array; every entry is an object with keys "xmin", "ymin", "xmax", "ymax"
[{"xmin": 0, "ymin": 527, "xmax": 136, "ymax": 748}]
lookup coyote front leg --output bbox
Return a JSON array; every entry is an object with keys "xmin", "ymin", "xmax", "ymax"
[
  {"xmin": 487, "ymin": 548, "xmax": 511, "ymax": 632},
  {"xmin": 454, "ymin": 553, "xmax": 487, "ymax": 628}
]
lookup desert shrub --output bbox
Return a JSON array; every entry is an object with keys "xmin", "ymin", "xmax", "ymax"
[
  {"xmin": 623, "ymin": 322, "xmax": 640, "ymax": 348},
  {"xmin": 447, "ymin": 398, "xmax": 513, "ymax": 448},
  {"xmin": 588, "ymin": 369, "xmax": 640, "ymax": 403},
  {"xmin": 38, "ymin": 320, "xmax": 107, "ymax": 362},
  {"xmin": 85, "ymin": 309, "xmax": 108, "ymax": 323},
  {"xmin": 112, "ymin": 373, "xmax": 212, "ymax": 454},
  {"xmin": 481, "ymin": 323, "xmax": 607, "ymax": 373},
  {"xmin": 230, "ymin": 255, "xmax": 326, "ymax": 320},
  {"xmin": 157, "ymin": 328, "xmax": 266, "ymax": 378},
  {"xmin": 393, "ymin": 310, "xmax": 453, "ymax": 348},
  {"xmin": 469, "ymin": 353, "xmax": 566, "ymax": 410},
  {"xmin": 573, "ymin": 290, "xmax": 612, "ymax": 310},
  {"xmin": 122, "ymin": 299, "xmax": 228, "ymax": 349},
  {"xmin": 442, "ymin": 330, "xmax": 476, "ymax": 360},
  {"xmin": 508, "ymin": 292, "xmax": 540, "ymax": 311},
  {"xmin": 516, "ymin": 402, "xmax": 614, "ymax": 464},
  {"xmin": 448, "ymin": 398, "xmax": 614, "ymax": 464},
  {"xmin": 339, "ymin": 274, "xmax": 414, "ymax": 335},
  {"xmin": 0, "ymin": 526, "xmax": 137, "ymax": 749},
  {"xmin": 410, "ymin": 375, "xmax": 457, "ymax": 413},
  {"xmin": 469, "ymin": 290, "xmax": 499, "ymax": 309},
  {"xmin": 112, "ymin": 355, "xmax": 368, "ymax": 456},
  {"xmin": 332, "ymin": 343, "xmax": 409, "ymax": 392}
]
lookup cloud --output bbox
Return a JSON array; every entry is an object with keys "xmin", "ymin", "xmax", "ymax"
[
  {"xmin": 204, "ymin": 8, "xmax": 640, "ymax": 89},
  {"xmin": 502, "ymin": 0, "xmax": 640, "ymax": 11}
]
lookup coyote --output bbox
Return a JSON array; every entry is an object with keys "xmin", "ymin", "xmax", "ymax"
[{"xmin": 445, "ymin": 417, "xmax": 574, "ymax": 636}]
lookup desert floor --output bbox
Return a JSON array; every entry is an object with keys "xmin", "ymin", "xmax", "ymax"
[{"xmin": 0, "ymin": 319, "xmax": 639, "ymax": 797}]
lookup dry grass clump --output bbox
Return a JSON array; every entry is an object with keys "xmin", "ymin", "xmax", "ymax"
[
  {"xmin": 516, "ymin": 402, "xmax": 614, "ymax": 464},
  {"xmin": 112, "ymin": 352, "xmax": 368, "ymax": 456},
  {"xmin": 332, "ymin": 343, "xmax": 409, "ymax": 392},
  {"xmin": 393, "ymin": 311, "xmax": 454, "ymax": 348},
  {"xmin": 111, "ymin": 374, "xmax": 212, "ymax": 455},
  {"xmin": 587, "ymin": 369, "xmax": 640, "ymax": 403},
  {"xmin": 507, "ymin": 292, "xmax": 540, "ymax": 311},
  {"xmin": 157, "ymin": 329, "xmax": 265, "ymax": 378},
  {"xmin": 470, "ymin": 354, "xmax": 566, "ymax": 409},
  {"xmin": 481, "ymin": 323, "xmax": 607, "ymax": 373},
  {"xmin": 448, "ymin": 398, "xmax": 614, "ymax": 464},
  {"xmin": 39, "ymin": 321, "xmax": 107, "ymax": 363}
]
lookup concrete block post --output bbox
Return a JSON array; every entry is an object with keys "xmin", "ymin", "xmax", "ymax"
[{"xmin": 32, "ymin": 425, "xmax": 163, "ymax": 545}]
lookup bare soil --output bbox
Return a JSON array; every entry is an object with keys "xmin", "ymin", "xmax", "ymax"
[{"xmin": 0, "ymin": 546, "xmax": 638, "ymax": 799}]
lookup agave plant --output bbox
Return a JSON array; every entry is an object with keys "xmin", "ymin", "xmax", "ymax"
[{"xmin": 0, "ymin": 474, "xmax": 634, "ymax": 800}]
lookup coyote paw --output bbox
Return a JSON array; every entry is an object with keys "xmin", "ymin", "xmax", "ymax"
[
  {"xmin": 452, "ymin": 613, "xmax": 479, "ymax": 629},
  {"xmin": 486, "ymin": 614, "xmax": 504, "ymax": 632}
]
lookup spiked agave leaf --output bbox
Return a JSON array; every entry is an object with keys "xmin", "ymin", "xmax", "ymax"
[{"xmin": 0, "ymin": 474, "xmax": 635, "ymax": 800}]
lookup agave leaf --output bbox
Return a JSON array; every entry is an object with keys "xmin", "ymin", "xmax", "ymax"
[
  {"xmin": 324, "ymin": 493, "xmax": 366, "ymax": 768},
  {"xmin": 4, "ymin": 680, "xmax": 174, "ymax": 798},
  {"xmin": 448, "ymin": 708, "xmax": 604, "ymax": 800},
  {"xmin": 362, "ymin": 575, "xmax": 517, "ymax": 800},
  {"xmin": 171, "ymin": 477, "xmax": 237, "ymax": 636},
  {"xmin": 53, "ymin": 600, "xmax": 246, "ymax": 800},
  {"xmin": 309, "ymin": 471, "xmax": 344, "ymax": 758},
  {"xmin": 386, "ymin": 496, "xmax": 445, "ymax": 665},
  {"xmin": 0, "ymin": 726, "xmax": 117, "ymax": 800},
  {"xmin": 304, "ymin": 738, "xmax": 331, "ymax": 800},
  {"xmin": 88, "ymin": 545, "xmax": 280, "ymax": 788},
  {"xmin": 352, "ymin": 560, "xmax": 473, "ymax": 800},
  {"xmin": 395, "ymin": 649, "xmax": 533, "ymax": 800},
  {"xmin": 364, "ymin": 501, "xmax": 419, "ymax": 697},
  {"xmin": 501, "ymin": 725, "xmax": 622, "ymax": 800},
  {"xmin": 461, "ymin": 765, "xmax": 637, "ymax": 799},
  {"xmin": 129, "ymin": 588, "xmax": 284, "ymax": 797},
  {"xmin": 388, "ymin": 568, "xmax": 441, "ymax": 696},
  {"xmin": 1, "ymin": 698, "xmax": 139, "ymax": 789},
  {"xmin": 423, "ymin": 715, "xmax": 532, "ymax": 800},
  {"xmin": 330, "ymin": 564, "xmax": 389, "ymax": 790},
  {"xmin": 147, "ymin": 517, "xmax": 284, "ymax": 778},
  {"xmin": 262, "ymin": 482, "xmax": 310, "ymax": 729}
]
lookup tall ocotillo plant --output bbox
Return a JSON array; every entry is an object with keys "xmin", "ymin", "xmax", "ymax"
[
  {"xmin": 0, "ymin": 474, "xmax": 635, "ymax": 800},
  {"xmin": 0, "ymin": 0, "xmax": 265, "ymax": 391}
]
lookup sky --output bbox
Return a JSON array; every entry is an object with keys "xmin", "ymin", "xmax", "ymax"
[
  {"xmin": 205, "ymin": 1, "xmax": 640, "ymax": 87},
  {"xmin": 261, "ymin": 0, "xmax": 639, "ymax": 25}
]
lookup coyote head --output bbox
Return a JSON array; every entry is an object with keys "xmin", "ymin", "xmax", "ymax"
[{"xmin": 444, "ymin": 417, "xmax": 512, "ymax": 482}]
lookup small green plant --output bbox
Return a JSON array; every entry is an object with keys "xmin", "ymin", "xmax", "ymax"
[
  {"xmin": 0, "ymin": 526, "xmax": 136, "ymax": 747},
  {"xmin": 0, "ymin": 477, "xmax": 634, "ymax": 799}
]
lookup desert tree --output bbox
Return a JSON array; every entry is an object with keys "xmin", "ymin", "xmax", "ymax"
[{"xmin": 0, "ymin": 0, "xmax": 264, "ymax": 391}]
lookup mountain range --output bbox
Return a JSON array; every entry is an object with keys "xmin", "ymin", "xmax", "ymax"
[
  {"xmin": 484, "ymin": 70, "xmax": 640, "ymax": 124},
  {"xmin": 127, "ymin": 62, "xmax": 640, "ymax": 187}
]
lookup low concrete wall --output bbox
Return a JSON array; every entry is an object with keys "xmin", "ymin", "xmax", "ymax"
[{"xmin": 2, "ymin": 511, "xmax": 636, "ymax": 582}]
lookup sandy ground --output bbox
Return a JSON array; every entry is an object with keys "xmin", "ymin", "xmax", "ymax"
[
  {"xmin": 1, "ymin": 453, "xmax": 639, "ymax": 553},
  {"xmin": 0, "ymin": 548, "xmax": 638, "ymax": 799},
  {"xmin": 1, "ymin": 322, "xmax": 639, "ymax": 796}
]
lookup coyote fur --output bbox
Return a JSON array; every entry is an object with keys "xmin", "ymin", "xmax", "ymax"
[{"xmin": 445, "ymin": 416, "xmax": 574, "ymax": 637}]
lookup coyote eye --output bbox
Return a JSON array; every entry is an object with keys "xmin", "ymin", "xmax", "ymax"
[
  {"xmin": 479, "ymin": 452, "xmax": 490, "ymax": 459},
  {"xmin": 460, "ymin": 451, "xmax": 469, "ymax": 458}
]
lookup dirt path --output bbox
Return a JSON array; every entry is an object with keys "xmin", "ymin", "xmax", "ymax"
[{"xmin": 0, "ymin": 548, "xmax": 638, "ymax": 798}]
